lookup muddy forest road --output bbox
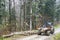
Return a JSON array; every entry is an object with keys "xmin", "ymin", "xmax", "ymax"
[{"xmin": 15, "ymin": 27, "xmax": 60, "ymax": 40}]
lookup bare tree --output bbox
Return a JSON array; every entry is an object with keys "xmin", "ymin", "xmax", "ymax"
[{"xmin": 8, "ymin": 0, "xmax": 12, "ymax": 32}]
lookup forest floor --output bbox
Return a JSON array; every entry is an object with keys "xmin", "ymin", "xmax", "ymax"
[{"xmin": 3, "ymin": 24, "xmax": 60, "ymax": 40}]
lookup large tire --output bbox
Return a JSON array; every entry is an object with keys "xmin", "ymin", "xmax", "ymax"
[
  {"xmin": 51, "ymin": 28, "xmax": 54, "ymax": 34},
  {"xmin": 51, "ymin": 30, "xmax": 54, "ymax": 34},
  {"xmin": 38, "ymin": 32, "xmax": 41, "ymax": 35},
  {"xmin": 38, "ymin": 29, "xmax": 42, "ymax": 35}
]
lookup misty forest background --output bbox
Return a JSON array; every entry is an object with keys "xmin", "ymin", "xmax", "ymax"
[{"xmin": 0, "ymin": 0, "xmax": 60, "ymax": 36}]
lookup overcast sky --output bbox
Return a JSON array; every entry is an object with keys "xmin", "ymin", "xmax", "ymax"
[{"xmin": 56, "ymin": 0, "xmax": 60, "ymax": 2}]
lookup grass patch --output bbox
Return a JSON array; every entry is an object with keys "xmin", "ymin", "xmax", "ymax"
[
  {"xmin": 0, "ymin": 37, "xmax": 3, "ymax": 40},
  {"xmin": 3, "ymin": 37, "xmax": 12, "ymax": 40},
  {"xmin": 52, "ymin": 33, "xmax": 60, "ymax": 40},
  {"xmin": 54, "ymin": 24, "xmax": 60, "ymax": 29},
  {"xmin": 3, "ymin": 34, "xmax": 27, "ymax": 40}
]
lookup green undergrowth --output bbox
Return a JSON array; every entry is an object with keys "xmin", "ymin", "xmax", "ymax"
[
  {"xmin": 0, "ymin": 37, "xmax": 3, "ymax": 40},
  {"xmin": 3, "ymin": 34, "xmax": 27, "ymax": 40},
  {"xmin": 54, "ymin": 24, "xmax": 60, "ymax": 29},
  {"xmin": 3, "ymin": 37, "xmax": 12, "ymax": 40},
  {"xmin": 52, "ymin": 33, "xmax": 60, "ymax": 40}
]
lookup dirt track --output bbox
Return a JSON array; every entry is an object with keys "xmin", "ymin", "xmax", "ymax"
[{"xmin": 14, "ymin": 27, "xmax": 60, "ymax": 40}]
